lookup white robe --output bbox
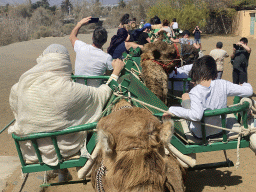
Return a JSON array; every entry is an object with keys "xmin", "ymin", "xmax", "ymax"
[{"xmin": 9, "ymin": 53, "xmax": 112, "ymax": 166}]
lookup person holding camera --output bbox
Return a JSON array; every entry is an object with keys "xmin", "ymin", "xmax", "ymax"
[
  {"xmin": 193, "ymin": 26, "xmax": 202, "ymax": 49},
  {"xmin": 231, "ymin": 37, "xmax": 251, "ymax": 84},
  {"xmin": 70, "ymin": 16, "xmax": 114, "ymax": 87}
]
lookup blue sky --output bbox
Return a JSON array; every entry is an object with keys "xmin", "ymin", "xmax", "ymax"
[{"xmin": 0, "ymin": 0, "xmax": 130, "ymax": 6}]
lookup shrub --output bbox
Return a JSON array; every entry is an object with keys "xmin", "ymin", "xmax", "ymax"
[
  {"xmin": 0, "ymin": 16, "xmax": 29, "ymax": 46},
  {"xmin": 33, "ymin": 26, "xmax": 52, "ymax": 39},
  {"xmin": 61, "ymin": 23, "xmax": 75, "ymax": 35},
  {"xmin": 147, "ymin": 0, "xmax": 209, "ymax": 31}
]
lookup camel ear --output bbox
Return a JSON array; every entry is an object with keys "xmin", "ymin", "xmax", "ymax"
[
  {"xmin": 160, "ymin": 117, "xmax": 174, "ymax": 145},
  {"xmin": 98, "ymin": 129, "xmax": 115, "ymax": 155}
]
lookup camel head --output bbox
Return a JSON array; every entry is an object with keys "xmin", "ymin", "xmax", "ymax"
[
  {"xmin": 94, "ymin": 99, "xmax": 177, "ymax": 191},
  {"xmin": 141, "ymin": 41, "xmax": 180, "ymax": 73},
  {"xmin": 97, "ymin": 100, "xmax": 174, "ymax": 158},
  {"xmin": 180, "ymin": 43, "xmax": 199, "ymax": 65},
  {"xmin": 141, "ymin": 41, "xmax": 182, "ymax": 104}
]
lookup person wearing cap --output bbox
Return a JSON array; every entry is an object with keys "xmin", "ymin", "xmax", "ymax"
[
  {"xmin": 137, "ymin": 23, "xmax": 152, "ymax": 45},
  {"xmin": 8, "ymin": 44, "xmax": 125, "ymax": 181},
  {"xmin": 171, "ymin": 30, "xmax": 200, "ymax": 49},
  {"xmin": 209, "ymin": 42, "xmax": 229, "ymax": 79}
]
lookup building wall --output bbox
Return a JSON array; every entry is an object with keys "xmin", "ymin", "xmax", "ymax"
[{"xmin": 232, "ymin": 10, "xmax": 256, "ymax": 38}]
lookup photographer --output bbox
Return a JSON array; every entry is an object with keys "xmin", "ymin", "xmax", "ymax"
[
  {"xmin": 70, "ymin": 16, "xmax": 114, "ymax": 87},
  {"xmin": 193, "ymin": 26, "xmax": 202, "ymax": 49},
  {"xmin": 231, "ymin": 37, "xmax": 251, "ymax": 84}
]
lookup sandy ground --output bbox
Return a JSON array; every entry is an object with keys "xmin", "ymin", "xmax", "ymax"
[{"xmin": 1, "ymin": 30, "xmax": 256, "ymax": 192}]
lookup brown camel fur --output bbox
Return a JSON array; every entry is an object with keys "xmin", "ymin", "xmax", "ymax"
[
  {"xmin": 141, "ymin": 40, "xmax": 199, "ymax": 104},
  {"xmin": 91, "ymin": 99, "xmax": 185, "ymax": 192}
]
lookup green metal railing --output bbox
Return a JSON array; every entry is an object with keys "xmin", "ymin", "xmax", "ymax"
[
  {"xmin": 169, "ymin": 78, "xmax": 191, "ymax": 94},
  {"xmin": 154, "ymin": 99, "xmax": 250, "ymax": 154},
  {"xmin": 71, "ymin": 75, "xmax": 110, "ymax": 85},
  {"xmin": 13, "ymin": 122, "xmax": 97, "ymax": 173}
]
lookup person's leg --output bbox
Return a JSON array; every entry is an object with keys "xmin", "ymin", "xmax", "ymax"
[
  {"xmin": 239, "ymin": 68, "xmax": 248, "ymax": 84},
  {"xmin": 180, "ymin": 94, "xmax": 196, "ymax": 165},
  {"xmin": 217, "ymin": 71, "xmax": 223, "ymax": 79},
  {"xmin": 232, "ymin": 69, "xmax": 239, "ymax": 84},
  {"xmin": 58, "ymin": 168, "xmax": 72, "ymax": 182},
  {"xmin": 198, "ymin": 38, "xmax": 202, "ymax": 49}
]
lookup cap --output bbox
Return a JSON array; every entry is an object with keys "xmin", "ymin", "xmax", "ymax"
[{"xmin": 143, "ymin": 23, "xmax": 151, "ymax": 30}]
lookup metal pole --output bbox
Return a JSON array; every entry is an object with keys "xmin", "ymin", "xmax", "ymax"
[{"xmin": 0, "ymin": 119, "xmax": 15, "ymax": 134}]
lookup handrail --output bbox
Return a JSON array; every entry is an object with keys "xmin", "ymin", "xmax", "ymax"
[
  {"xmin": 0, "ymin": 119, "xmax": 15, "ymax": 134},
  {"xmin": 169, "ymin": 78, "xmax": 191, "ymax": 97},
  {"xmin": 12, "ymin": 122, "xmax": 98, "ymax": 168},
  {"xmin": 71, "ymin": 75, "xmax": 110, "ymax": 80},
  {"xmin": 204, "ymin": 101, "xmax": 249, "ymax": 117},
  {"xmin": 12, "ymin": 122, "xmax": 97, "ymax": 141},
  {"xmin": 154, "ymin": 101, "xmax": 250, "ymax": 145}
]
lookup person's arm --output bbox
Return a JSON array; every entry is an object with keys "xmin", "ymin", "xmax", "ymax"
[
  {"xmin": 105, "ymin": 59, "xmax": 125, "ymax": 86},
  {"xmin": 156, "ymin": 28, "xmax": 163, "ymax": 35},
  {"xmin": 226, "ymin": 81, "xmax": 253, "ymax": 97},
  {"xmin": 69, "ymin": 16, "xmax": 92, "ymax": 48},
  {"xmin": 224, "ymin": 51, "xmax": 229, "ymax": 57},
  {"xmin": 238, "ymin": 42, "xmax": 251, "ymax": 53},
  {"xmin": 193, "ymin": 43, "xmax": 200, "ymax": 49},
  {"xmin": 166, "ymin": 89, "xmax": 204, "ymax": 121},
  {"xmin": 146, "ymin": 37, "xmax": 151, "ymax": 43},
  {"xmin": 230, "ymin": 48, "xmax": 236, "ymax": 59},
  {"xmin": 125, "ymin": 42, "xmax": 143, "ymax": 50},
  {"xmin": 170, "ymin": 37, "xmax": 180, "ymax": 43},
  {"xmin": 105, "ymin": 55, "xmax": 113, "ymax": 76}
]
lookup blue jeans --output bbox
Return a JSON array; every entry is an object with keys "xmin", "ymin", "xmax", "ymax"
[
  {"xmin": 217, "ymin": 71, "xmax": 223, "ymax": 79},
  {"xmin": 194, "ymin": 38, "xmax": 201, "ymax": 44}
]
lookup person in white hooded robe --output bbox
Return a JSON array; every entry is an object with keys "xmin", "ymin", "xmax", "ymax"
[{"xmin": 9, "ymin": 44, "xmax": 124, "ymax": 181}]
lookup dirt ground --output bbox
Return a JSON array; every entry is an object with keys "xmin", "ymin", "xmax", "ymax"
[{"xmin": 1, "ymin": 30, "xmax": 256, "ymax": 192}]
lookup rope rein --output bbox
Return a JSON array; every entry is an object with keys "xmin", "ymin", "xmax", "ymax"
[{"xmin": 96, "ymin": 162, "xmax": 106, "ymax": 192}]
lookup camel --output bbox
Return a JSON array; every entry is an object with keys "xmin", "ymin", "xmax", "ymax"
[
  {"xmin": 91, "ymin": 99, "xmax": 185, "ymax": 192},
  {"xmin": 141, "ymin": 39, "xmax": 199, "ymax": 104}
]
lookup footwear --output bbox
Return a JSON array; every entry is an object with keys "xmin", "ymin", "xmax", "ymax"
[{"xmin": 58, "ymin": 169, "xmax": 73, "ymax": 182}]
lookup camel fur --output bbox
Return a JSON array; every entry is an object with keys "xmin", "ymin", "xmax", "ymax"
[
  {"xmin": 141, "ymin": 41, "xmax": 199, "ymax": 104},
  {"xmin": 91, "ymin": 99, "xmax": 185, "ymax": 192}
]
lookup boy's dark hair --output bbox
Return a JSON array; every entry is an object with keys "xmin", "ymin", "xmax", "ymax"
[
  {"xmin": 162, "ymin": 19, "xmax": 170, "ymax": 26},
  {"xmin": 150, "ymin": 15, "xmax": 161, "ymax": 24},
  {"xmin": 182, "ymin": 30, "xmax": 190, "ymax": 37},
  {"xmin": 93, "ymin": 27, "xmax": 108, "ymax": 47},
  {"xmin": 240, "ymin": 37, "xmax": 248, "ymax": 44},
  {"xmin": 173, "ymin": 18, "xmax": 176, "ymax": 22},
  {"xmin": 189, "ymin": 55, "xmax": 217, "ymax": 83},
  {"xmin": 120, "ymin": 13, "xmax": 130, "ymax": 25},
  {"xmin": 216, "ymin": 42, "xmax": 223, "ymax": 49}
]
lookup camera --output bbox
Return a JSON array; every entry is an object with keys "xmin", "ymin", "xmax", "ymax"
[
  {"xmin": 89, "ymin": 18, "xmax": 99, "ymax": 23},
  {"xmin": 233, "ymin": 44, "xmax": 244, "ymax": 50}
]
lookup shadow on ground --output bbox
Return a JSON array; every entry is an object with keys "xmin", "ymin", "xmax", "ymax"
[{"xmin": 185, "ymin": 169, "xmax": 242, "ymax": 192}]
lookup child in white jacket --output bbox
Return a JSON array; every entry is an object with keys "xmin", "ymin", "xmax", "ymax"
[{"xmin": 164, "ymin": 55, "xmax": 253, "ymax": 139}]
